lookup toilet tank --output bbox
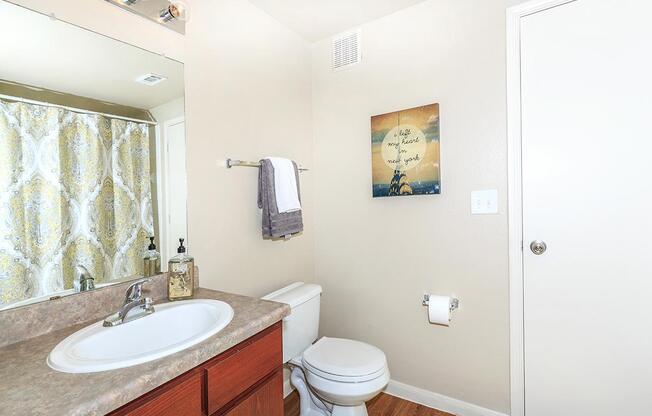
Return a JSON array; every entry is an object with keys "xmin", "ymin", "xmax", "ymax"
[{"xmin": 262, "ymin": 282, "xmax": 322, "ymax": 363}]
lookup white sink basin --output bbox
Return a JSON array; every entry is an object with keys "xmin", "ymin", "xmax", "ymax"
[{"xmin": 47, "ymin": 299, "xmax": 234, "ymax": 373}]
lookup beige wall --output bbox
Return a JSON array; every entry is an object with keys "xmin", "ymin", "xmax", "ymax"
[
  {"xmin": 150, "ymin": 97, "xmax": 185, "ymax": 123},
  {"xmin": 506, "ymin": 0, "xmax": 532, "ymax": 6},
  {"xmin": 183, "ymin": 0, "xmax": 315, "ymax": 296},
  {"xmin": 311, "ymin": 0, "xmax": 510, "ymax": 412}
]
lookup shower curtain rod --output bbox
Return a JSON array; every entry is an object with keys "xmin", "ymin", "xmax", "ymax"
[{"xmin": 0, "ymin": 93, "xmax": 158, "ymax": 126}]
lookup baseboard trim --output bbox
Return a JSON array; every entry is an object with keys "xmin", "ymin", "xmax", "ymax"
[{"xmin": 384, "ymin": 380, "xmax": 508, "ymax": 416}]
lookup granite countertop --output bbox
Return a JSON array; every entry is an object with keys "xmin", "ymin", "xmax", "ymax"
[{"xmin": 0, "ymin": 288, "xmax": 290, "ymax": 416}]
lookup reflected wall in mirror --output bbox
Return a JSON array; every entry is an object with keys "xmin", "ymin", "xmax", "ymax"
[{"xmin": 0, "ymin": 1, "xmax": 186, "ymax": 310}]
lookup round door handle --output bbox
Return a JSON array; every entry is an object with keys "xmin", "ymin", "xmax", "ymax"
[{"xmin": 530, "ymin": 240, "xmax": 547, "ymax": 255}]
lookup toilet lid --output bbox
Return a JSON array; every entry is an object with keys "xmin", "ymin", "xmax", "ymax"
[{"xmin": 302, "ymin": 337, "xmax": 387, "ymax": 382}]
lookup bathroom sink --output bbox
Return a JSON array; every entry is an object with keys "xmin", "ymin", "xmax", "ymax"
[{"xmin": 47, "ymin": 299, "xmax": 234, "ymax": 373}]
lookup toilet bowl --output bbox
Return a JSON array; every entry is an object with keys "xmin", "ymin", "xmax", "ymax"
[
  {"xmin": 291, "ymin": 337, "xmax": 390, "ymax": 416},
  {"xmin": 263, "ymin": 283, "xmax": 389, "ymax": 416}
]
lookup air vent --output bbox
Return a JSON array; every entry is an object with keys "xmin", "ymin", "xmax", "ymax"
[
  {"xmin": 135, "ymin": 73, "xmax": 167, "ymax": 86},
  {"xmin": 332, "ymin": 29, "xmax": 361, "ymax": 71}
]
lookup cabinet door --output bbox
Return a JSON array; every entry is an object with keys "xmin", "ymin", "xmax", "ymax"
[
  {"xmin": 222, "ymin": 370, "xmax": 284, "ymax": 416},
  {"xmin": 205, "ymin": 324, "xmax": 282, "ymax": 414},
  {"xmin": 107, "ymin": 371, "xmax": 203, "ymax": 416}
]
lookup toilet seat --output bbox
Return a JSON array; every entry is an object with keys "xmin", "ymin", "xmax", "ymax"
[{"xmin": 302, "ymin": 337, "xmax": 388, "ymax": 383}]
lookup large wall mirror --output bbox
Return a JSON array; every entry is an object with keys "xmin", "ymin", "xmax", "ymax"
[{"xmin": 0, "ymin": 1, "xmax": 187, "ymax": 310}]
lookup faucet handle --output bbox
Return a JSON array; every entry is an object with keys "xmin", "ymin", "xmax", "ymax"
[{"xmin": 124, "ymin": 278, "xmax": 151, "ymax": 302}]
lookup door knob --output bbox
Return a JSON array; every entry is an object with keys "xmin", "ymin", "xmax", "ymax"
[{"xmin": 530, "ymin": 240, "xmax": 547, "ymax": 255}]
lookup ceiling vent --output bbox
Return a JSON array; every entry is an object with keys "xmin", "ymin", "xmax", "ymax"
[
  {"xmin": 332, "ymin": 29, "xmax": 361, "ymax": 71},
  {"xmin": 135, "ymin": 73, "xmax": 167, "ymax": 86}
]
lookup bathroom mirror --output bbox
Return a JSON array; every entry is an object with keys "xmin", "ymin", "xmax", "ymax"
[{"xmin": 0, "ymin": 1, "xmax": 186, "ymax": 310}]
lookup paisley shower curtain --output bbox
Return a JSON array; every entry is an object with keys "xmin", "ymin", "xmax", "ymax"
[{"xmin": 0, "ymin": 98, "xmax": 154, "ymax": 307}]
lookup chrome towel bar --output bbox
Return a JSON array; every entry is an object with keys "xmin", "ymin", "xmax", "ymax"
[{"xmin": 226, "ymin": 158, "xmax": 309, "ymax": 172}]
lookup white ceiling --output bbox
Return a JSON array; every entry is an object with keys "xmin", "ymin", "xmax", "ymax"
[
  {"xmin": 0, "ymin": 1, "xmax": 184, "ymax": 110},
  {"xmin": 248, "ymin": 0, "xmax": 429, "ymax": 42}
]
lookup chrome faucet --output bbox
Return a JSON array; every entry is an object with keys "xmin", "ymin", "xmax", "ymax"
[
  {"xmin": 103, "ymin": 278, "xmax": 155, "ymax": 327},
  {"xmin": 74, "ymin": 265, "xmax": 95, "ymax": 292}
]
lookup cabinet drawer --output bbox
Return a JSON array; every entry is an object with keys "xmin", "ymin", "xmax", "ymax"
[
  {"xmin": 108, "ymin": 370, "xmax": 203, "ymax": 416},
  {"xmin": 206, "ymin": 324, "xmax": 282, "ymax": 415},
  {"xmin": 223, "ymin": 369, "xmax": 284, "ymax": 416}
]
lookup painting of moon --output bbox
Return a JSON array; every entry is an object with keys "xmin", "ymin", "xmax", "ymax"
[{"xmin": 371, "ymin": 103, "xmax": 441, "ymax": 198}]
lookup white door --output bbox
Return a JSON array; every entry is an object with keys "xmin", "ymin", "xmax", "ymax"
[
  {"xmin": 165, "ymin": 119, "xmax": 188, "ymax": 262},
  {"xmin": 520, "ymin": 0, "xmax": 652, "ymax": 414}
]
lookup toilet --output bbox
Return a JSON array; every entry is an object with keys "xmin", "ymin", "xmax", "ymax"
[{"xmin": 263, "ymin": 282, "xmax": 389, "ymax": 416}]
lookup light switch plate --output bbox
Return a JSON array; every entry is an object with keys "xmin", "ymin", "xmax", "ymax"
[{"xmin": 471, "ymin": 189, "xmax": 498, "ymax": 214}]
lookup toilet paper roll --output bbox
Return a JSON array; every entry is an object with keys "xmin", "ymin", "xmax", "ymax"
[{"xmin": 427, "ymin": 295, "xmax": 452, "ymax": 326}]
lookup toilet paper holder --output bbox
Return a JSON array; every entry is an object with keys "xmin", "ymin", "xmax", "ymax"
[{"xmin": 422, "ymin": 294, "xmax": 459, "ymax": 311}]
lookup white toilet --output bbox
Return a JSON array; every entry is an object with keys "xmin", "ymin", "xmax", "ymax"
[{"xmin": 263, "ymin": 282, "xmax": 389, "ymax": 416}]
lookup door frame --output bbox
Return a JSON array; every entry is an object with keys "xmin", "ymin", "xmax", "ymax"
[
  {"xmin": 155, "ymin": 116, "xmax": 186, "ymax": 266},
  {"xmin": 506, "ymin": 1, "xmax": 577, "ymax": 415}
]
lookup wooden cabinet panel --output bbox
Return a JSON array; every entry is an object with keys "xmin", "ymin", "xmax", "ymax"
[
  {"xmin": 222, "ymin": 370, "xmax": 284, "ymax": 416},
  {"xmin": 205, "ymin": 323, "xmax": 282, "ymax": 415},
  {"xmin": 107, "ymin": 322, "xmax": 283, "ymax": 416},
  {"xmin": 108, "ymin": 370, "xmax": 203, "ymax": 416}
]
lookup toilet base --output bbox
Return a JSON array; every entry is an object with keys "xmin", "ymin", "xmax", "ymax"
[
  {"xmin": 290, "ymin": 366, "xmax": 330, "ymax": 416},
  {"xmin": 290, "ymin": 366, "xmax": 371, "ymax": 416},
  {"xmin": 331, "ymin": 404, "xmax": 368, "ymax": 416}
]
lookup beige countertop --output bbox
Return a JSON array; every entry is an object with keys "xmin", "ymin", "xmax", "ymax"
[{"xmin": 0, "ymin": 288, "xmax": 290, "ymax": 416}]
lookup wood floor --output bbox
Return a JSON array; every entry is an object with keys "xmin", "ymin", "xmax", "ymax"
[{"xmin": 284, "ymin": 391, "xmax": 452, "ymax": 416}]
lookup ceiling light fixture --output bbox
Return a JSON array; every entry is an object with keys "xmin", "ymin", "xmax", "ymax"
[
  {"xmin": 119, "ymin": 0, "xmax": 139, "ymax": 5},
  {"xmin": 159, "ymin": 1, "xmax": 190, "ymax": 23}
]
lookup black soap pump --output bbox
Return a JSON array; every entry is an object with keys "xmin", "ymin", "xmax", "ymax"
[
  {"xmin": 167, "ymin": 238, "xmax": 195, "ymax": 300},
  {"xmin": 143, "ymin": 237, "xmax": 160, "ymax": 277}
]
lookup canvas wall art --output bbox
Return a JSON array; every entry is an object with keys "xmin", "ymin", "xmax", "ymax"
[{"xmin": 371, "ymin": 103, "xmax": 441, "ymax": 197}]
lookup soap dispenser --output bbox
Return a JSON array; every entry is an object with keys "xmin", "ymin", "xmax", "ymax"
[
  {"xmin": 167, "ymin": 238, "xmax": 195, "ymax": 301},
  {"xmin": 143, "ymin": 237, "xmax": 160, "ymax": 277}
]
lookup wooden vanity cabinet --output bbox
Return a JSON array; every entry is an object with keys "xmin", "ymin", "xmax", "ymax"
[
  {"xmin": 222, "ymin": 370, "xmax": 283, "ymax": 416},
  {"xmin": 106, "ymin": 370, "xmax": 204, "ymax": 416},
  {"xmin": 108, "ymin": 322, "xmax": 283, "ymax": 416}
]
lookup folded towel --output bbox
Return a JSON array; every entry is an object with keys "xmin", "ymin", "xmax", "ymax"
[
  {"xmin": 267, "ymin": 157, "xmax": 301, "ymax": 213},
  {"xmin": 258, "ymin": 159, "xmax": 303, "ymax": 239}
]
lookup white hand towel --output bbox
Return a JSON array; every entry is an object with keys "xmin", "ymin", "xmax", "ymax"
[{"xmin": 267, "ymin": 157, "xmax": 301, "ymax": 213}]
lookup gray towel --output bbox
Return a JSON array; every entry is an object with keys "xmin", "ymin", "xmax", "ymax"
[{"xmin": 257, "ymin": 159, "xmax": 303, "ymax": 239}]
